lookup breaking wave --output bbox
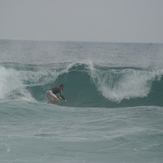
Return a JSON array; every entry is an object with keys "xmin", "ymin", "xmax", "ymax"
[{"xmin": 0, "ymin": 62, "xmax": 163, "ymax": 107}]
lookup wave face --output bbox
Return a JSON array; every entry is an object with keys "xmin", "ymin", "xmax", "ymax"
[{"xmin": 1, "ymin": 62, "xmax": 163, "ymax": 107}]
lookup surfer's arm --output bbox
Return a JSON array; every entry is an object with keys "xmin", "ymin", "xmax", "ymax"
[
  {"xmin": 60, "ymin": 90, "xmax": 67, "ymax": 102},
  {"xmin": 60, "ymin": 94, "xmax": 65, "ymax": 100}
]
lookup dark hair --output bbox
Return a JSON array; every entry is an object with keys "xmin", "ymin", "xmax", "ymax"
[{"xmin": 60, "ymin": 84, "xmax": 65, "ymax": 88}]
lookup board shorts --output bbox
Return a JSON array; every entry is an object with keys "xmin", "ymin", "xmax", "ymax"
[{"xmin": 46, "ymin": 90, "xmax": 58, "ymax": 102}]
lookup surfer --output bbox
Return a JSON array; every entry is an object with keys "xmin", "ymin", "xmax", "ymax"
[{"xmin": 46, "ymin": 84, "xmax": 68, "ymax": 104}]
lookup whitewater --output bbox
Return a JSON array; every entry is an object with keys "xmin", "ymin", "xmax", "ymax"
[{"xmin": 0, "ymin": 40, "xmax": 163, "ymax": 163}]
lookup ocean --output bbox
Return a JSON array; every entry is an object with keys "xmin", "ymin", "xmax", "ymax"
[{"xmin": 0, "ymin": 40, "xmax": 163, "ymax": 163}]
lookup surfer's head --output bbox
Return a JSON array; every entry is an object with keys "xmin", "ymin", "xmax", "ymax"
[{"xmin": 60, "ymin": 84, "xmax": 65, "ymax": 90}]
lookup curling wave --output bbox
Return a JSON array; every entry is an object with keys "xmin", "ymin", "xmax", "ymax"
[{"xmin": 0, "ymin": 62, "xmax": 163, "ymax": 107}]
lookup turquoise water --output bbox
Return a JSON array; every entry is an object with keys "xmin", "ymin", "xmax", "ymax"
[{"xmin": 0, "ymin": 40, "xmax": 163, "ymax": 163}]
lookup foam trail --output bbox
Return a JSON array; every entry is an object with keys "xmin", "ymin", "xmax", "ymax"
[
  {"xmin": 0, "ymin": 66, "xmax": 23, "ymax": 98},
  {"xmin": 0, "ymin": 63, "xmax": 74, "ymax": 101}
]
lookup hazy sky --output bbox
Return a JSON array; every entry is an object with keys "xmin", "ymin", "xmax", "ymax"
[{"xmin": 1, "ymin": 0, "xmax": 163, "ymax": 43}]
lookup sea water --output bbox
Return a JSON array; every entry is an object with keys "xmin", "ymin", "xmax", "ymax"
[{"xmin": 0, "ymin": 40, "xmax": 163, "ymax": 163}]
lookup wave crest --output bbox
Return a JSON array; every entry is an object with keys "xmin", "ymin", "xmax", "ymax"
[{"xmin": 89, "ymin": 64, "xmax": 163, "ymax": 102}]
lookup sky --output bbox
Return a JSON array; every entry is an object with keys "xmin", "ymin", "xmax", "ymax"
[{"xmin": 0, "ymin": 0, "xmax": 163, "ymax": 43}]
